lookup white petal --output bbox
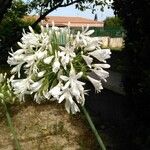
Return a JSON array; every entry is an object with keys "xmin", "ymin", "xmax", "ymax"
[
  {"xmin": 76, "ymin": 72, "xmax": 83, "ymax": 79},
  {"xmin": 60, "ymin": 75, "xmax": 69, "ymax": 81},
  {"xmin": 36, "ymin": 51, "xmax": 47, "ymax": 59},
  {"xmin": 17, "ymin": 42, "xmax": 24, "ymax": 48},
  {"xmin": 13, "ymin": 49, "xmax": 25, "ymax": 55},
  {"xmin": 82, "ymin": 55, "xmax": 93, "ymax": 68},
  {"xmin": 69, "ymin": 63, "xmax": 76, "ymax": 76},
  {"xmin": 87, "ymin": 76, "xmax": 103, "ymax": 93},
  {"xmin": 92, "ymin": 64, "xmax": 110, "ymax": 69},
  {"xmin": 88, "ymin": 49, "xmax": 111, "ymax": 62},
  {"xmin": 91, "ymin": 69, "xmax": 109, "ymax": 82},
  {"xmin": 59, "ymin": 94, "xmax": 65, "ymax": 103},
  {"xmin": 84, "ymin": 30, "xmax": 94, "ymax": 36},
  {"xmin": 29, "ymin": 26, "xmax": 34, "ymax": 33},
  {"xmin": 30, "ymin": 81, "xmax": 42, "ymax": 92},
  {"xmin": 52, "ymin": 60, "xmax": 60, "ymax": 73},
  {"xmin": 43, "ymin": 56, "xmax": 54, "ymax": 64},
  {"xmin": 52, "ymin": 52, "xmax": 60, "ymax": 73},
  {"xmin": 84, "ymin": 45, "xmax": 96, "ymax": 51},
  {"xmin": 49, "ymin": 83, "xmax": 62, "ymax": 99},
  {"xmin": 37, "ymin": 71, "xmax": 46, "ymax": 78},
  {"xmin": 59, "ymin": 46, "xmax": 65, "ymax": 51}
]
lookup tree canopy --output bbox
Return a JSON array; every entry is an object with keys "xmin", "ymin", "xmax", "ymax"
[
  {"xmin": 0, "ymin": 0, "xmax": 39, "ymax": 64},
  {"xmin": 28, "ymin": 0, "xmax": 111, "ymax": 28},
  {"xmin": 0, "ymin": 0, "xmax": 112, "ymax": 28},
  {"xmin": 104, "ymin": 16, "xmax": 123, "ymax": 28}
]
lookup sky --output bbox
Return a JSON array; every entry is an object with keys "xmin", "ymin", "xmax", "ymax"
[{"xmin": 49, "ymin": 4, "xmax": 115, "ymax": 21}]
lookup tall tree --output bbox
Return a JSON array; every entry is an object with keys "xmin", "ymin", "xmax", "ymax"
[
  {"xmin": 0, "ymin": 0, "xmax": 32, "ymax": 64},
  {"xmin": 27, "ymin": 0, "xmax": 109, "ymax": 28},
  {"xmin": 0, "ymin": 0, "xmax": 111, "ymax": 27},
  {"xmin": 112, "ymin": 0, "xmax": 150, "ymax": 149}
]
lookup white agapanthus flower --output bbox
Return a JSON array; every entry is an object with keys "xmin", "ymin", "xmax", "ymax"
[
  {"xmin": 59, "ymin": 44, "xmax": 76, "ymax": 69},
  {"xmin": 48, "ymin": 82, "xmax": 63, "ymax": 100},
  {"xmin": 11, "ymin": 78, "xmax": 33, "ymax": 95},
  {"xmin": 88, "ymin": 49, "xmax": 111, "ymax": 63},
  {"xmin": 82, "ymin": 54, "xmax": 93, "ymax": 68},
  {"xmin": 7, "ymin": 25, "xmax": 111, "ymax": 114},
  {"xmin": 21, "ymin": 32, "xmax": 39, "ymax": 47},
  {"xmin": 91, "ymin": 69, "xmax": 109, "ymax": 82},
  {"xmin": 52, "ymin": 52, "xmax": 60, "ymax": 73},
  {"xmin": 87, "ymin": 76, "xmax": 103, "ymax": 93},
  {"xmin": 30, "ymin": 80, "xmax": 43, "ymax": 93},
  {"xmin": 60, "ymin": 64, "xmax": 85, "ymax": 105},
  {"xmin": 60, "ymin": 88, "xmax": 80, "ymax": 114}
]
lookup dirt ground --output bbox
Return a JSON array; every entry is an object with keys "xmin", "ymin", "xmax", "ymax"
[{"xmin": 0, "ymin": 101, "xmax": 99, "ymax": 150}]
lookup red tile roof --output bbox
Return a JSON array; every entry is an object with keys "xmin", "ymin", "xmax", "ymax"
[{"xmin": 24, "ymin": 16, "xmax": 104, "ymax": 28}]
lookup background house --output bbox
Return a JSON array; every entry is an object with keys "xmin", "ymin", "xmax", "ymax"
[{"xmin": 41, "ymin": 16, "xmax": 104, "ymax": 28}]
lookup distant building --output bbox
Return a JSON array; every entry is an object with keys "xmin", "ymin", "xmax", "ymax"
[{"xmin": 24, "ymin": 16, "xmax": 104, "ymax": 28}]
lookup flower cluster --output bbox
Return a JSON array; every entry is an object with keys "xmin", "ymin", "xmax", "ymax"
[
  {"xmin": 7, "ymin": 25, "xmax": 111, "ymax": 114},
  {"xmin": 0, "ymin": 73, "xmax": 17, "ymax": 104}
]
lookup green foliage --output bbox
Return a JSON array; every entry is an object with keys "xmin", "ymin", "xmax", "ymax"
[
  {"xmin": 103, "ymin": 17, "xmax": 124, "ymax": 37},
  {"xmin": 0, "ymin": 0, "xmax": 28, "ymax": 42},
  {"xmin": 0, "ymin": 73, "xmax": 17, "ymax": 104},
  {"xmin": 0, "ymin": 0, "xmax": 40, "ymax": 64},
  {"xmin": 28, "ymin": 0, "xmax": 110, "ymax": 15},
  {"xmin": 104, "ymin": 16, "xmax": 123, "ymax": 28},
  {"xmin": 112, "ymin": 0, "xmax": 150, "ymax": 99},
  {"xmin": 5, "ymin": 0, "xmax": 28, "ymax": 19},
  {"xmin": 112, "ymin": 0, "xmax": 150, "ymax": 149}
]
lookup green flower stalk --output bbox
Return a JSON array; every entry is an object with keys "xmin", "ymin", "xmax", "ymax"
[
  {"xmin": 0, "ymin": 73, "xmax": 21, "ymax": 150},
  {"xmin": 82, "ymin": 106, "xmax": 106, "ymax": 150}
]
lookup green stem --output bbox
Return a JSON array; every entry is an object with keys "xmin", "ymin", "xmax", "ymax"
[
  {"xmin": 81, "ymin": 106, "xmax": 106, "ymax": 150},
  {"xmin": 2, "ymin": 101, "xmax": 21, "ymax": 150}
]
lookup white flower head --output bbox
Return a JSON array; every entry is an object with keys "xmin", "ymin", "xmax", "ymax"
[
  {"xmin": 7, "ymin": 24, "xmax": 111, "ymax": 114},
  {"xmin": 87, "ymin": 76, "xmax": 103, "ymax": 93}
]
